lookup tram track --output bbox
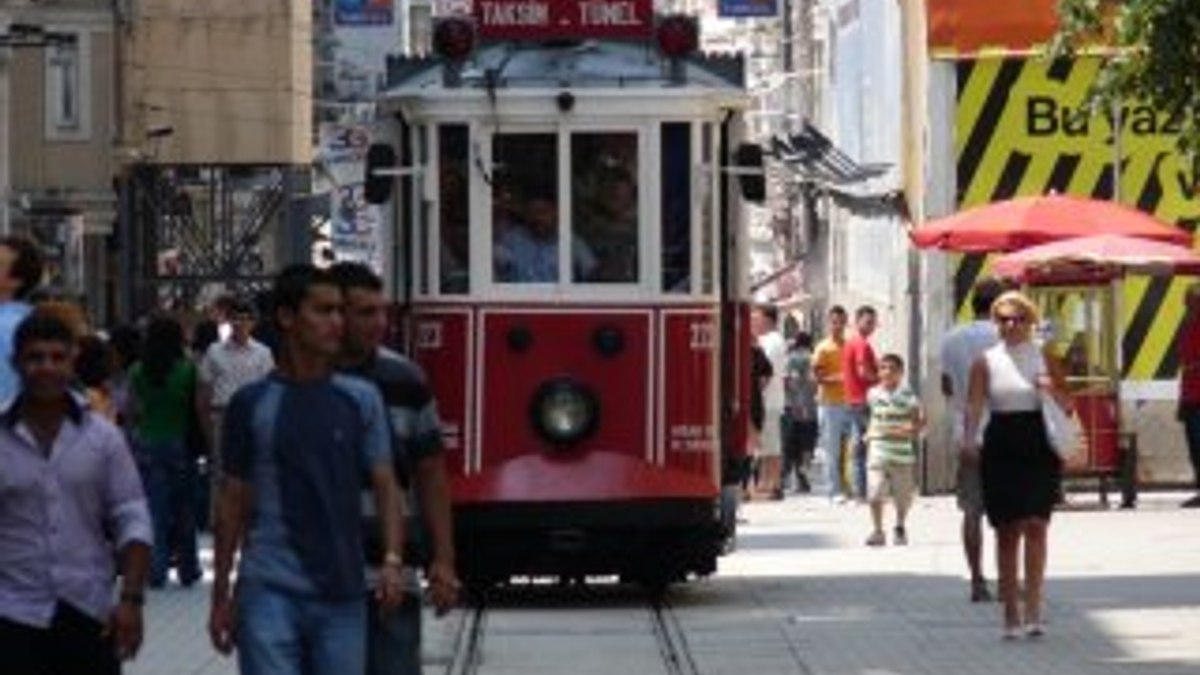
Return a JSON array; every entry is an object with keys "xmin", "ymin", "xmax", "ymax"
[
  {"xmin": 444, "ymin": 586, "xmax": 701, "ymax": 675},
  {"xmin": 444, "ymin": 601, "xmax": 488, "ymax": 675},
  {"xmin": 648, "ymin": 596, "xmax": 701, "ymax": 675}
]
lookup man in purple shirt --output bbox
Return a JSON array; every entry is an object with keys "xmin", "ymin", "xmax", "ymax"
[{"xmin": 0, "ymin": 312, "xmax": 153, "ymax": 674}]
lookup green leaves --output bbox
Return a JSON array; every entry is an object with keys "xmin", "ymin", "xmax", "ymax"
[{"xmin": 1053, "ymin": 0, "xmax": 1200, "ymax": 166}]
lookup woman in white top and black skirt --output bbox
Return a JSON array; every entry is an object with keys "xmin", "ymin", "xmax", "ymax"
[{"xmin": 963, "ymin": 291, "xmax": 1068, "ymax": 640}]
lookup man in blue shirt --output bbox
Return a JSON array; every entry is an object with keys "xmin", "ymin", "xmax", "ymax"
[
  {"xmin": 207, "ymin": 265, "xmax": 406, "ymax": 675},
  {"xmin": 0, "ymin": 236, "xmax": 44, "ymax": 406},
  {"xmin": 494, "ymin": 194, "xmax": 596, "ymax": 282}
]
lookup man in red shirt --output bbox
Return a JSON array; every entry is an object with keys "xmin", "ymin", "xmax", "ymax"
[
  {"xmin": 843, "ymin": 305, "xmax": 879, "ymax": 500},
  {"xmin": 1177, "ymin": 286, "xmax": 1200, "ymax": 508}
]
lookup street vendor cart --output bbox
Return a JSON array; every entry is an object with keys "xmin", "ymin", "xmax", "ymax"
[
  {"xmin": 1024, "ymin": 279, "xmax": 1133, "ymax": 506},
  {"xmin": 994, "ymin": 234, "xmax": 1200, "ymax": 507},
  {"xmin": 911, "ymin": 196, "xmax": 1194, "ymax": 507}
]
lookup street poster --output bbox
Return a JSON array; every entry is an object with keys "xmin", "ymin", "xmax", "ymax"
[
  {"xmin": 716, "ymin": 0, "xmax": 780, "ymax": 19},
  {"xmin": 318, "ymin": 123, "xmax": 384, "ymax": 270},
  {"xmin": 334, "ymin": 0, "xmax": 394, "ymax": 26}
]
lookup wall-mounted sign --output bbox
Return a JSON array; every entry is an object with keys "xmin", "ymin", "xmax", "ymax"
[
  {"xmin": 717, "ymin": 0, "xmax": 779, "ymax": 19},
  {"xmin": 335, "ymin": 0, "xmax": 394, "ymax": 27},
  {"xmin": 473, "ymin": 0, "xmax": 653, "ymax": 41}
]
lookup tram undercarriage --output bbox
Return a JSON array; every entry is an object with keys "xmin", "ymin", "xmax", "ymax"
[{"xmin": 455, "ymin": 498, "xmax": 722, "ymax": 589}]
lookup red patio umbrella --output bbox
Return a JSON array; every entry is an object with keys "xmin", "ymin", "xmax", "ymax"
[
  {"xmin": 992, "ymin": 234, "xmax": 1200, "ymax": 281},
  {"xmin": 910, "ymin": 194, "xmax": 1192, "ymax": 252}
]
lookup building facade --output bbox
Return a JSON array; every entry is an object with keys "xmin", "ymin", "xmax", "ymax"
[
  {"xmin": 116, "ymin": 0, "xmax": 316, "ymax": 318},
  {"xmin": 2, "ymin": 0, "xmax": 118, "ymax": 319}
]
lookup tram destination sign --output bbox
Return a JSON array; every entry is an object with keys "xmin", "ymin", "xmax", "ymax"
[{"xmin": 472, "ymin": 0, "xmax": 653, "ymax": 40}]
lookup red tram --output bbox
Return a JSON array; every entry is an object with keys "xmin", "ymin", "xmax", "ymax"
[{"xmin": 372, "ymin": 6, "xmax": 757, "ymax": 588}]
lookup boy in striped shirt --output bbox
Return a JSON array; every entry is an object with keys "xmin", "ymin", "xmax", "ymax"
[{"xmin": 864, "ymin": 353, "xmax": 924, "ymax": 547}]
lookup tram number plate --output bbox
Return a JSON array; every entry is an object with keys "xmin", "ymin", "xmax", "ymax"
[
  {"xmin": 688, "ymin": 322, "xmax": 716, "ymax": 351},
  {"xmin": 415, "ymin": 321, "xmax": 443, "ymax": 349}
]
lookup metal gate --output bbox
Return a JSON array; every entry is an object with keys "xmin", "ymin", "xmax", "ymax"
[{"xmin": 120, "ymin": 164, "xmax": 314, "ymax": 319}]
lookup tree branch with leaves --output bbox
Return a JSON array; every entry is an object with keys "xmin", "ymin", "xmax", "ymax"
[{"xmin": 1053, "ymin": 0, "xmax": 1200, "ymax": 167}]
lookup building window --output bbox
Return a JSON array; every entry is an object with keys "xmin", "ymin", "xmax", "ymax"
[
  {"xmin": 409, "ymin": 2, "xmax": 433, "ymax": 54},
  {"xmin": 44, "ymin": 30, "xmax": 90, "ymax": 141}
]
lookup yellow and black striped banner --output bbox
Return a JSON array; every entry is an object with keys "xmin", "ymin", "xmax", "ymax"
[{"xmin": 955, "ymin": 56, "xmax": 1200, "ymax": 380}]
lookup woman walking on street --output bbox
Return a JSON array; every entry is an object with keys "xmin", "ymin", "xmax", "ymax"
[
  {"xmin": 129, "ymin": 315, "xmax": 202, "ymax": 588},
  {"xmin": 963, "ymin": 291, "xmax": 1066, "ymax": 640}
]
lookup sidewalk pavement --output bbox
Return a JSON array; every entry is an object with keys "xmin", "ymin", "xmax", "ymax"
[
  {"xmin": 701, "ymin": 489, "xmax": 1200, "ymax": 674},
  {"xmin": 127, "ymin": 491, "xmax": 1200, "ymax": 674}
]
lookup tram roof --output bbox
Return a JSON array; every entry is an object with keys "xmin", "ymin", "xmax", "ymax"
[{"xmin": 381, "ymin": 40, "xmax": 747, "ymax": 100}]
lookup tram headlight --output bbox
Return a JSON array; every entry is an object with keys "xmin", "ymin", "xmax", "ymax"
[{"xmin": 531, "ymin": 379, "xmax": 598, "ymax": 446}]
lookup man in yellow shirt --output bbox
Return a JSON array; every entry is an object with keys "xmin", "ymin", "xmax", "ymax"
[{"xmin": 813, "ymin": 306, "xmax": 852, "ymax": 501}]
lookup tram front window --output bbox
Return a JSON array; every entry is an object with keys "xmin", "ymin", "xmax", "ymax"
[
  {"xmin": 492, "ymin": 133, "xmax": 568, "ymax": 283},
  {"xmin": 572, "ymin": 133, "xmax": 638, "ymax": 284},
  {"xmin": 492, "ymin": 132, "xmax": 640, "ymax": 285}
]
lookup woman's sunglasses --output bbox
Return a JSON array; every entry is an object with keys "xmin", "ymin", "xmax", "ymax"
[{"xmin": 996, "ymin": 313, "xmax": 1028, "ymax": 326}]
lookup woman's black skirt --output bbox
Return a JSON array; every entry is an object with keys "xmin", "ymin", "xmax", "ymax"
[{"xmin": 981, "ymin": 410, "xmax": 1063, "ymax": 528}]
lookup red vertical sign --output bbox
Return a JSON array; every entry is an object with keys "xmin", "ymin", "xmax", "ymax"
[
  {"xmin": 410, "ymin": 309, "xmax": 472, "ymax": 476},
  {"xmin": 661, "ymin": 311, "xmax": 719, "ymax": 482}
]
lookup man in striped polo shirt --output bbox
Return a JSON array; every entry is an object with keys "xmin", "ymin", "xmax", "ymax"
[{"xmin": 864, "ymin": 353, "xmax": 924, "ymax": 547}]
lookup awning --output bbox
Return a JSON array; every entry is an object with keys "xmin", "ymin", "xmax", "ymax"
[
  {"xmin": 767, "ymin": 122, "xmax": 905, "ymax": 219},
  {"xmin": 769, "ymin": 122, "xmax": 890, "ymax": 186}
]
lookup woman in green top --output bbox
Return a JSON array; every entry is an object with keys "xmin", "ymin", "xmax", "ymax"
[{"xmin": 129, "ymin": 316, "xmax": 201, "ymax": 588}]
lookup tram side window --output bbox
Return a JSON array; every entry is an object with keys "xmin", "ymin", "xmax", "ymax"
[
  {"xmin": 571, "ymin": 133, "xmax": 638, "ymax": 284},
  {"xmin": 438, "ymin": 125, "xmax": 470, "ymax": 294},
  {"xmin": 661, "ymin": 123, "xmax": 692, "ymax": 293},
  {"xmin": 700, "ymin": 124, "xmax": 714, "ymax": 294},
  {"xmin": 416, "ymin": 126, "xmax": 430, "ymax": 295},
  {"xmin": 492, "ymin": 134, "xmax": 561, "ymax": 283}
]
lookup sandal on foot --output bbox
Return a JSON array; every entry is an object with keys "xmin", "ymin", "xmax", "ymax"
[{"xmin": 970, "ymin": 579, "xmax": 993, "ymax": 603}]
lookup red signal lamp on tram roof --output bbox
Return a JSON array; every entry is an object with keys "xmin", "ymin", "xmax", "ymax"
[
  {"xmin": 656, "ymin": 15, "xmax": 699, "ymax": 60},
  {"xmin": 433, "ymin": 17, "xmax": 476, "ymax": 63}
]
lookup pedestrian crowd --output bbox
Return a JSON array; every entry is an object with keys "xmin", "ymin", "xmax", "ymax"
[
  {"xmin": 736, "ymin": 270, "xmax": 1200, "ymax": 641},
  {"xmin": 737, "ymin": 288, "xmax": 1049, "ymax": 640},
  {"xmin": 0, "ymin": 236, "xmax": 457, "ymax": 675},
  {"xmin": 5, "ymin": 219, "xmax": 1200, "ymax": 671}
]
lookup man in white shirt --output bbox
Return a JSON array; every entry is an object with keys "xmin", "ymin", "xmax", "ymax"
[
  {"xmin": 196, "ymin": 298, "xmax": 275, "ymax": 518},
  {"xmin": 940, "ymin": 277, "xmax": 1005, "ymax": 602},
  {"xmin": 754, "ymin": 305, "xmax": 789, "ymax": 499}
]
